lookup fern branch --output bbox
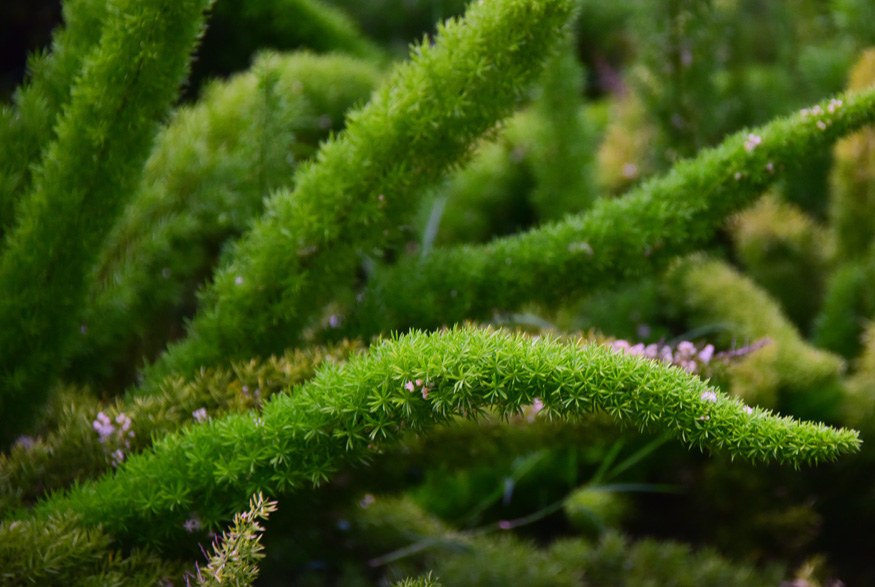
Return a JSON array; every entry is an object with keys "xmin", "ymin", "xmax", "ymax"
[
  {"xmin": 1, "ymin": 342, "xmax": 359, "ymax": 513},
  {"xmin": 0, "ymin": 0, "xmax": 214, "ymax": 445},
  {"xmin": 0, "ymin": 0, "xmax": 109, "ymax": 236},
  {"xmin": 140, "ymin": 0, "xmax": 578, "ymax": 387},
  {"xmin": 34, "ymin": 327, "xmax": 858, "ymax": 547},
  {"xmin": 64, "ymin": 52, "xmax": 380, "ymax": 387},
  {"xmin": 346, "ymin": 87, "xmax": 875, "ymax": 337}
]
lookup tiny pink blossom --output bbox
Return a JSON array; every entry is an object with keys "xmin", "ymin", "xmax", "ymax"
[
  {"xmin": 659, "ymin": 346, "xmax": 674, "ymax": 362},
  {"xmin": 622, "ymin": 162, "xmax": 638, "ymax": 178},
  {"xmin": 676, "ymin": 341, "xmax": 696, "ymax": 358},
  {"xmin": 744, "ymin": 133, "xmax": 762, "ymax": 152},
  {"xmin": 405, "ymin": 381, "xmax": 415, "ymax": 392},
  {"xmin": 611, "ymin": 340, "xmax": 630, "ymax": 353},
  {"xmin": 527, "ymin": 397, "xmax": 544, "ymax": 422},
  {"xmin": 110, "ymin": 449, "xmax": 125, "ymax": 467},
  {"xmin": 698, "ymin": 344, "xmax": 714, "ymax": 364},
  {"xmin": 680, "ymin": 360, "xmax": 697, "ymax": 373},
  {"xmin": 93, "ymin": 412, "xmax": 115, "ymax": 443},
  {"xmin": 183, "ymin": 515, "xmax": 202, "ymax": 533},
  {"xmin": 701, "ymin": 391, "xmax": 718, "ymax": 403}
]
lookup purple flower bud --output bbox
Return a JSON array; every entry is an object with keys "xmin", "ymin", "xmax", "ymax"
[{"xmin": 698, "ymin": 344, "xmax": 714, "ymax": 364}]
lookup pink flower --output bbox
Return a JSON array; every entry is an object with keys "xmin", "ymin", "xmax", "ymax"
[
  {"xmin": 611, "ymin": 340, "xmax": 630, "ymax": 353},
  {"xmin": 183, "ymin": 515, "xmax": 202, "ymax": 533},
  {"xmin": 744, "ymin": 133, "xmax": 762, "ymax": 152},
  {"xmin": 676, "ymin": 341, "xmax": 696, "ymax": 359},
  {"xmin": 701, "ymin": 391, "xmax": 718, "ymax": 403},
  {"xmin": 110, "ymin": 449, "xmax": 125, "ymax": 467},
  {"xmin": 404, "ymin": 381, "xmax": 415, "ymax": 392}
]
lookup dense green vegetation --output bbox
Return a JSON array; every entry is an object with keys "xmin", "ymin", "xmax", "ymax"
[{"xmin": 2, "ymin": 0, "xmax": 875, "ymax": 584}]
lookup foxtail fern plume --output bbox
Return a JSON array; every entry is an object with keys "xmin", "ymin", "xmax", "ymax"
[
  {"xmin": 0, "ymin": 0, "xmax": 214, "ymax": 445},
  {"xmin": 346, "ymin": 86, "xmax": 875, "ymax": 337},
  {"xmin": 142, "ymin": 0, "xmax": 577, "ymax": 386},
  {"xmin": 0, "ymin": 0, "xmax": 109, "ymax": 234},
  {"xmin": 34, "ymin": 327, "xmax": 858, "ymax": 547},
  {"xmin": 65, "ymin": 52, "xmax": 380, "ymax": 387}
]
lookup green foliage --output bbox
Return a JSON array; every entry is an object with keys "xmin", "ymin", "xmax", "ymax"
[
  {"xmin": 345, "ymin": 495, "xmax": 782, "ymax": 586},
  {"xmin": 0, "ymin": 0, "xmax": 108, "ymax": 234},
  {"xmin": 192, "ymin": 0, "xmax": 384, "ymax": 84},
  {"xmin": 842, "ymin": 323, "xmax": 875, "ymax": 432},
  {"xmin": 0, "ymin": 342, "xmax": 359, "ymax": 514},
  {"xmin": 665, "ymin": 255, "xmax": 845, "ymax": 418},
  {"xmin": 829, "ymin": 49, "xmax": 875, "ymax": 262},
  {"xmin": 347, "ymin": 86, "xmax": 875, "ymax": 337},
  {"xmin": 0, "ymin": 0, "xmax": 214, "ymax": 445},
  {"xmin": 549, "ymin": 531, "xmax": 783, "ymax": 587},
  {"xmin": 525, "ymin": 32, "xmax": 598, "ymax": 221},
  {"xmin": 0, "ymin": 513, "xmax": 184, "ymax": 586},
  {"xmin": 3, "ymin": 0, "xmax": 875, "ymax": 584},
  {"xmin": 629, "ymin": 0, "xmax": 726, "ymax": 163},
  {"xmin": 143, "ymin": 0, "xmax": 577, "ymax": 385},
  {"xmin": 392, "ymin": 573, "xmax": 443, "ymax": 587},
  {"xmin": 34, "ymin": 327, "xmax": 858, "ymax": 549},
  {"xmin": 65, "ymin": 52, "xmax": 380, "ymax": 388},
  {"xmin": 563, "ymin": 486, "xmax": 629, "ymax": 536},
  {"xmin": 728, "ymin": 193, "xmax": 831, "ymax": 329},
  {"xmin": 195, "ymin": 492, "xmax": 278, "ymax": 586},
  {"xmin": 812, "ymin": 256, "xmax": 875, "ymax": 358},
  {"xmin": 429, "ymin": 132, "xmax": 535, "ymax": 247}
]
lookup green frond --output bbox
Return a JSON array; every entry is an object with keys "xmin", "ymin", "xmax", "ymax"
[
  {"xmin": 0, "ymin": 0, "xmax": 215, "ymax": 445},
  {"xmin": 34, "ymin": 327, "xmax": 859, "ymax": 547}
]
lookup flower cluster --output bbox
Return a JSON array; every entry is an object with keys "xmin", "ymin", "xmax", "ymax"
[
  {"xmin": 183, "ymin": 514, "xmax": 203, "ymax": 533},
  {"xmin": 403, "ymin": 379, "xmax": 432, "ymax": 400},
  {"xmin": 744, "ymin": 133, "xmax": 762, "ymax": 152},
  {"xmin": 800, "ymin": 99, "xmax": 843, "ymax": 131},
  {"xmin": 610, "ymin": 339, "xmax": 714, "ymax": 373},
  {"xmin": 92, "ymin": 411, "xmax": 135, "ymax": 466}
]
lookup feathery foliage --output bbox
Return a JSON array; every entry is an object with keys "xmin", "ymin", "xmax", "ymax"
[
  {"xmin": 193, "ymin": 492, "xmax": 278, "ymax": 586},
  {"xmin": 143, "ymin": 0, "xmax": 577, "ymax": 385},
  {"xmin": 32, "ymin": 327, "xmax": 858, "ymax": 548},
  {"xmin": 347, "ymin": 86, "xmax": 875, "ymax": 337},
  {"xmin": 2, "ymin": 0, "xmax": 874, "ymax": 583},
  {"xmin": 0, "ymin": 0, "xmax": 214, "ymax": 444},
  {"xmin": 65, "ymin": 52, "xmax": 380, "ymax": 388}
]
